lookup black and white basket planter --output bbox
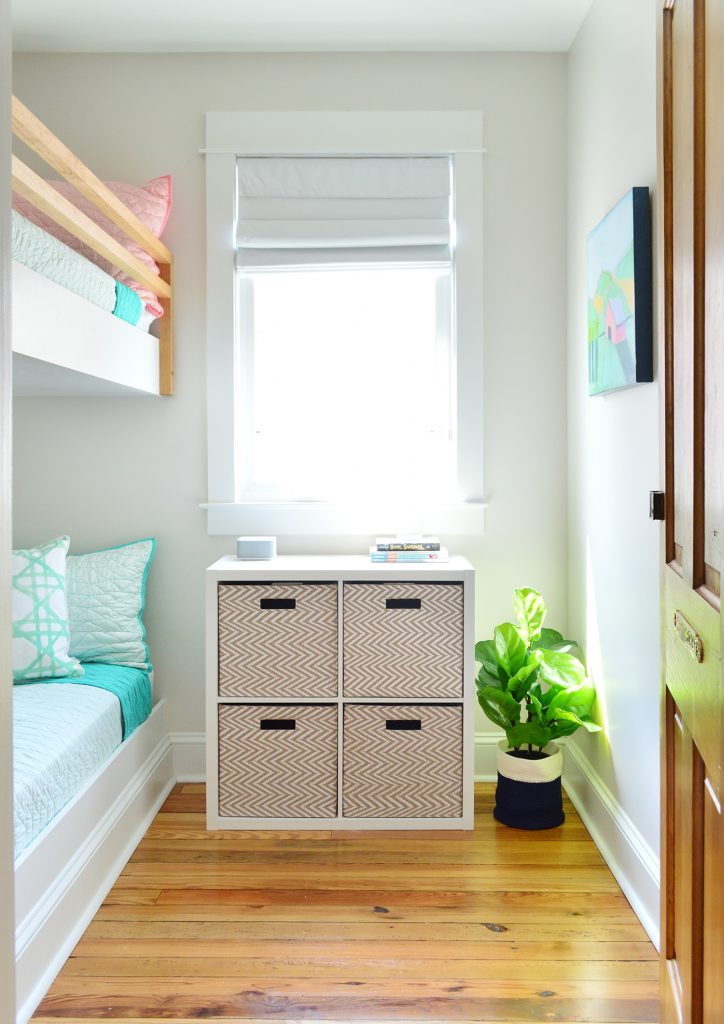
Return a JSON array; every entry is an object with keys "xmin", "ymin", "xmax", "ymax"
[{"xmin": 494, "ymin": 740, "xmax": 564, "ymax": 830}]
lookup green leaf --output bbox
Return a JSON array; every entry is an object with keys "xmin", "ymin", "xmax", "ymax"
[
  {"xmin": 477, "ymin": 685, "xmax": 521, "ymax": 730},
  {"xmin": 547, "ymin": 680, "xmax": 597, "ymax": 719},
  {"xmin": 548, "ymin": 718, "xmax": 581, "ymax": 740},
  {"xmin": 527, "ymin": 689, "xmax": 544, "ymax": 722},
  {"xmin": 512, "ymin": 588, "xmax": 546, "ymax": 644},
  {"xmin": 506, "ymin": 660, "xmax": 539, "ymax": 702},
  {"xmin": 531, "ymin": 627, "xmax": 578, "ymax": 653},
  {"xmin": 476, "ymin": 665, "xmax": 504, "ymax": 690},
  {"xmin": 475, "ymin": 639, "xmax": 502, "ymax": 679},
  {"xmin": 529, "ymin": 681, "xmax": 563, "ymax": 708},
  {"xmin": 493, "ymin": 623, "xmax": 527, "ymax": 678},
  {"xmin": 505, "ymin": 720, "xmax": 552, "ymax": 751},
  {"xmin": 536, "ymin": 649, "xmax": 586, "ymax": 689},
  {"xmin": 548, "ymin": 708, "xmax": 602, "ymax": 740}
]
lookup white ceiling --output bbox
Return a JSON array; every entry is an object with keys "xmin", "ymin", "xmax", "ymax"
[{"xmin": 13, "ymin": 0, "xmax": 595, "ymax": 54}]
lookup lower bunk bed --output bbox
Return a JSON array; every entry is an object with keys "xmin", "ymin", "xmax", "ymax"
[{"xmin": 13, "ymin": 666, "xmax": 174, "ymax": 1024}]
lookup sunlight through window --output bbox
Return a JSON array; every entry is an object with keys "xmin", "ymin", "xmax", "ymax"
[{"xmin": 237, "ymin": 266, "xmax": 455, "ymax": 503}]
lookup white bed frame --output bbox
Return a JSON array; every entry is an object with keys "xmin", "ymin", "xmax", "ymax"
[
  {"xmin": 12, "ymin": 262, "xmax": 162, "ymax": 397},
  {"xmin": 13, "ymin": 698, "xmax": 174, "ymax": 1024}
]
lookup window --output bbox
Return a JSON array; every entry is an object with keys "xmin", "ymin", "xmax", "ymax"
[
  {"xmin": 235, "ymin": 155, "xmax": 454, "ymax": 505},
  {"xmin": 205, "ymin": 113, "xmax": 484, "ymax": 535},
  {"xmin": 238, "ymin": 266, "xmax": 453, "ymax": 504}
]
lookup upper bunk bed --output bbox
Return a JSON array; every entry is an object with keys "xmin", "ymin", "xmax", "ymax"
[{"xmin": 11, "ymin": 96, "xmax": 174, "ymax": 397}]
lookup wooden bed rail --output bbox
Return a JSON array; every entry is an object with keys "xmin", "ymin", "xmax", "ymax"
[{"xmin": 11, "ymin": 96, "xmax": 174, "ymax": 396}]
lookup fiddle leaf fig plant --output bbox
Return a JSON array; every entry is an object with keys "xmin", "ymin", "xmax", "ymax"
[{"xmin": 475, "ymin": 587, "xmax": 602, "ymax": 753}]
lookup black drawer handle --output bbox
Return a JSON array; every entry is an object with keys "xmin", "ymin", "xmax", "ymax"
[
  {"xmin": 386, "ymin": 719, "xmax": 422, "ymax": 731},
  {"xmin": 260, "ymin": 598, "xmax": 296, "ymax": 610},
  {"xmin": 385, "ymin": 598, "xmax": 421, "ymax": 610},
  {"xmin": 260, "ymin": 719, "xmax": 296, "ymax": 730}
]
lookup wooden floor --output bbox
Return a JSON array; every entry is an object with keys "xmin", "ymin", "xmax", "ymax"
[{"xmin": 34, "ymin": 783, "xmax": 659, "ymax": 1023}]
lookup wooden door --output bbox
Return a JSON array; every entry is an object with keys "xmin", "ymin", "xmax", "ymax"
[{"xmin": 659, "ymin": 0, "xmax": 724, "ymax": 1020}]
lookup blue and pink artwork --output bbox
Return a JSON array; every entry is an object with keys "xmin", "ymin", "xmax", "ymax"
[{"xmin": 587, "ymin": 188, "xmax": 653, "ymax": 396}]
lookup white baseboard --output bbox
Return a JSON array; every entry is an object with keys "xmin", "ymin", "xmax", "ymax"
[
  {"xmin": 170, "ymin": 731, "xmax": 206, "ymax": 782},
  {"xmin": 474, "ymin": 730, "xmax": 502, "ymax": 781},
  {"xmin": 15, "ymin": 703, "xmax": 175, "ymax": 1024},
  {"xmin": 562, "ymin": 739, "xmax": 660, "ymax": 950}
]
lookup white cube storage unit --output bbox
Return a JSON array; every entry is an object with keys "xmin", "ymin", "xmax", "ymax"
[{"xmin": 206, "ymin": 555, "xmax": 475, "ymax": 830}]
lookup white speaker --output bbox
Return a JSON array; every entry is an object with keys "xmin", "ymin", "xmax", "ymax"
[{"xmin": 236, "ymin": 536, "xmax": 277, "ymax": 560}]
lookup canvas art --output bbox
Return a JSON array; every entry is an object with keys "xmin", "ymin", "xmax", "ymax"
[{"xmin": 587, "ymin": 187, "xmax": 653, "ymax": 396}]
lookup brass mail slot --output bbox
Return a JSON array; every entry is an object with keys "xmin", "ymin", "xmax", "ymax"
[{"xmin": 673, "ymin": 610, "xmax": 704, "ymax": 663}]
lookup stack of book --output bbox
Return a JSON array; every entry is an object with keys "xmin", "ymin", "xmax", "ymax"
[{"xmin": 369, "ymin": 536, "xmax": 448, "ymax": 563}]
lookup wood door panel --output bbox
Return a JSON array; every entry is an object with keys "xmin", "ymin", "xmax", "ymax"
[
  {"xmin": 660, "ymin": 0, "xmax": 724, "ymax": 1018},
  {"xmin": 704, "ymin": 0, "xmax": 724, "ymax": 594},
  {"xmin": 671, "ymin": 711, "xmax": 693, "ymax": 1017},
  {"xmin": 703, "ymin": 778, "xmax": 723, "ymax": 1019},
  {"xmin": 671, "ymin": 0, "xmax": 695, "ymax": 569},
  {"xmin": 665, "ymin": 570, "xmax": 722, "ymax": 795}
]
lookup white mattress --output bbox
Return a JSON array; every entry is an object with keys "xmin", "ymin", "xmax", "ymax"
[{"xmin": 13, "ymin": 683, "xmax": 122, "ymax": 857}]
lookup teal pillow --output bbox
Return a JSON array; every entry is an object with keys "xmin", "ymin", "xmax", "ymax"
[
  {"xmin": 12, "ymin": 535, "xmax": 84, "ymax": 682},
  {"xmin": 66, "ymin": 538, "xmax": 156, "ymax": 673}
]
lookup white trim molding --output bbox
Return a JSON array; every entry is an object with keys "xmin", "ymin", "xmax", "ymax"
[
  {"xmin": 171, "ymin": 731, "xmax": 206, "ymax": 782},
  {"xmin": 202, "ymin": 500, "xmax": 487, "ymax": 537},
  {"xmin": 562, "ymin": 739, "xmax": 660, "ymax": 950},
  {"xmin": 474, "ymin": 730, "xmax": 502, "ymax": 781}
]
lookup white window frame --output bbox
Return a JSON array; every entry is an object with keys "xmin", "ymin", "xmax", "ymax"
[{"xmin": 203, "ymin": 111, "xmax": 485, "ymax": 536}]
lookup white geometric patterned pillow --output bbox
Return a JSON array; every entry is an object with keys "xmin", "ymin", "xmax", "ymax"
[{"xmin": 12, "ymin": 536, "xmax": 84, "ymax": 683}]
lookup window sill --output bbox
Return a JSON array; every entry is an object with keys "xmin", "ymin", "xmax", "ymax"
[{"xmin": 201, "ymin": 501, "xmax": 487, "ymax": 537}]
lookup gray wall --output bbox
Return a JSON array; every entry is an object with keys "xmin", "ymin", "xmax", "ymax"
[
  {"xmin": 12, "ymin": 52, "xmax": 568, "ymax": 736},
  {"xmin": 567, "ymin": 0, "xmax": 660, "ymax": 859}
]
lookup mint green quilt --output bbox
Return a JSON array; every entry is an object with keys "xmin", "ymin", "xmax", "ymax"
[{"xmin": 40, "ymin": 662, "xmax": 152, "ymax": 738}]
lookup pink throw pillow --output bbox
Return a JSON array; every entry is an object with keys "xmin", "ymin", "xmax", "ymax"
[{"xmin": 13, "ymin": 175, "xmax": 172, "ymax": 318}]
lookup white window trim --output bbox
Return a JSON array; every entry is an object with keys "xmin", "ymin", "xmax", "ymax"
[{"xmin": 203, "ymin": 111, "xmax": 486, "ymax": 536}]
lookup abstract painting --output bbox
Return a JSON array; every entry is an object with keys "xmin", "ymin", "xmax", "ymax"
[{"xmin": 587, "ymin": 187, "xmax": 653, "ymax": 396}]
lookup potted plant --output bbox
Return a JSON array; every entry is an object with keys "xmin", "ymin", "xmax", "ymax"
[{"xmin": 475, "ymin": 587, "xmax": 601, "ymax": 830}]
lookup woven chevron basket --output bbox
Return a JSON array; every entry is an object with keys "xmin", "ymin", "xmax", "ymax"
[
  {"xmin": 218, "ymin": 704, "xmax": 338, "ymax": 818},
  {"xmin": 343, "ymin": 704, "xmax": 463, "ymax": 818},
  {"xmin": 218, "ymin": 583, "xmax": 338, "ymax": 697},
  {"xmin": 343, "ymin": 583, "xmax": 463, "ymax": 698}
]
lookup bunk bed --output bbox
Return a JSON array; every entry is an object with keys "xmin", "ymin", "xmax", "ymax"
[
  {"xmin": 11, "ymin": 96, "xmax": 177, "ymax": 1022},
  {"xmin": 11, "ymin": 96, "xmax": 174, "ymax": 396}
]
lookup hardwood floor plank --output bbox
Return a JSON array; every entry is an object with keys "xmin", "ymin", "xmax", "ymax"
[
  {"xmin": 115, "ymin": 867, "xmax": 621, "ymax": 894},
  {"xmin": 152, "ymin": 887, "xmax": 634, "ymax": 910},
  {"xmin": 71, "ymin": 938, "xmax": 657, "ymax": 962},
  {"xmin": 101, "ymin": 890, "xmax": 161, "ymax": 906},
  {"xmin": 129, "ymin": 843, "xmax": 606, "ymax": 866},
  {"xmin": 61, "ymin": 955, "xmax": 658, "ymax": 982},
  {"xmin": 81, "ymin": 919, "xmax": 654, "ymax": 943}
]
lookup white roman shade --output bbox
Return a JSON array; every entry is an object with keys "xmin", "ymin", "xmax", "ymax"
[{"xmin": 236, "ymin": 156, "xmax": 452, "ymax": 269}]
